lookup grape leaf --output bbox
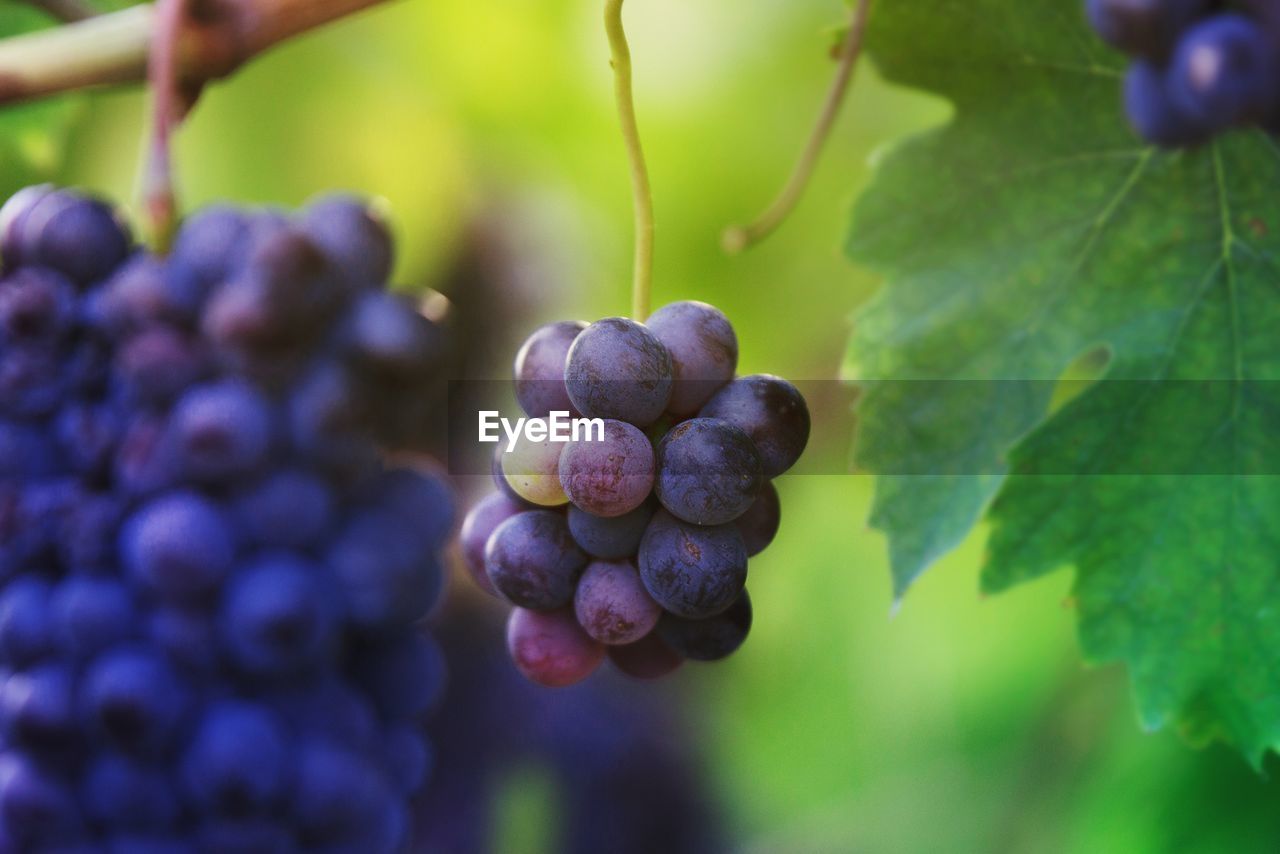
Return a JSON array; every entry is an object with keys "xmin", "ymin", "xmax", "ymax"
[
  {"xmin": 846, "ymin": 0, "xmax": 1280, "ymax": 761},
  {"xmin": 0, "ymin": 6, "xmax": 82, "ymax": 195}
]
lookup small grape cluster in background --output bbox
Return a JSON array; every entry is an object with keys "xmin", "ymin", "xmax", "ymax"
[
  {"xmin": 1087, "ymin": 0, "xmax": 1280, "ymax": 146},
  {"xmin": 0, "ymin": 186, "xmax": 451, "ymax": 850},
  {"xmin": 461, "ymin": 301, "xmax": 809, "ymax": 688}
]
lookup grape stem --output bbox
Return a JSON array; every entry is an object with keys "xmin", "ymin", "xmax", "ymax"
[
  {"xmin": 0, "ymin": 0, "xmax": 390, "ymax": 106},
  {"xmin": 144, "ymin": 0, "xmax": 186, "ymax": 253},
  {"xmin": 721, "ymin": 0, "xmax": 871, "ymax": 255},
  {"xmin": 20, "ymin": 0, "xmax": 98, "ymax": 23},
  {"xmin": 604, "ymin": 0, "xmax": 655, "ymax": 321}
]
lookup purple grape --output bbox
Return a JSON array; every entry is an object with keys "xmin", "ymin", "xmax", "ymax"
[
  {"xmin": 699, "ymin": 374, "xmax": 810, "ymax": 478},
  {"xmin": 196, "ymin": 818, "xmax": 297, "ymax": 853},
  {"xmin": 1169, "ymin": 14, "xmax": 1276, "ymax": 129},
  {"xmin": 459, "ymin": 493, "xmax": 526, "ymax": 596},
  {"xmin": 220, "ymin": 555, "xmax": 336, "ymax": 675},
  {"xmin": 574, "ymin": 560, "xmax": 662, "ymax": 645},
  {"xmin": 484, "ymin": 510, "xmax": 587, "ymax": 610},
  {"xmin": 656, "ymin": 591, "xmax": 752, "ymax": 662},
  {"xmin": 558, "ymin": 418, "xmax": 654, "ymax": 517},
  {"xmin": 637, "ymin": 510, "xmax": 747, "ymax": 619},
  {"xmin": 351, "ymin": 630, "xmax": 445, "ymax": 720},
  {"xmin": 170, "ymin": 380, "xmax": 273, "ymax": 481},
  {"xmin": 383, "ymin": 725, "xmax": 430, "ymax": 795},
  {"xmin": 0, "ymin": 664, "xmax": 76, "ymax": 749},
  {"xmin": 564, "ymin": 317, "xmax": 673, "ymax": 427},
  {"xmin": 1, "ymin": 189, "xmax": 130, "ymax": 286},
  {"xmin": 0, "ymin": 579, "xmax": 54, "ymax": 666},
  {"xmin": 50, "ymin": 578, "xmax": 135, "ymax": 659},
  {"xmin": 168, "ymin": 206, "xmax": 253, "ymax": 300},
  {"xmin": 608, "ymin": 631, "xmax": 684, "ymax": 680},
  {"xmin": 0, "ymin": 185, "xmax": 56, "ymax": 270},
  {"xmin": 0, "ymin": 753, "xmax": 82, "ymax": 847},
  {"xmin": 232, "ymin": 468, "xmax": 336, "ymax": 550},
  {"xmin": 345, "ymin": 291, "xmax": 444, "ymax": 378},
  {"xmin": 82, "ymin": 754, "xmax": 179, "ymax": 831},
  {"xmin": 291, "ymin": 740, "xmax": 403, "ymax": 852},
  {"xmin": 326, "ymin": 510, "xmax": 444, "ymax": 629},
  {"xmin": 506, "ymin": 607, "xmax": 605, "ymax": 688},
  {"xmin": 646, "ymin": 301, "xmax": 738, "ymax": 416},
  {"xmin": 513, "ymin": 320, "xmax": 586, "ymax": 418},
  {"xmin": 0, "ymin": 268, "xmax": 77, "ymax": 345},
  {"xmin": 97, "ymin": 255, "xmax": 203, "ymax": 333},
  {"xmin": 82, "ymin": 647, "xmax": 187, "ymax": 752},
  {"xmin": 181, "ymin": 701, "xmax": 289, "ymax": 814},
  {"xmin": 567, "ymin": 498, "xmax": 655, "ymax": 560},
  {"xmin": 300, "ymin": 194, "xmax": 394, "ymax": 286},
  {"xmin": 735, "ymin": 481, "xmax": 780, "ymax": 556},
  {"xmin": 655, "ymin": 417, "xmax": 762, "ymax": 525},
  {"xmin": 120, "ymin": 492, "xmax": 236, "ymax": 602}
]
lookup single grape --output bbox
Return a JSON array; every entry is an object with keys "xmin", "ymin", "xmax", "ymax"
[
  {"xmin": 506, "ymin": 607, "xmax": 605, "ymax": 688},
  {"xmin": 564, "ymin": 317, "xmax": 673, "ymax": 427},
  {"xmin": 500, "ymin": 433, "xmax": 568, "ymax": 507},
  {"xmin": 1123, "ymin": 62, "xmax": 1212, "ymax": 146},
  {"xmin": 637, "ymin": 509, "xmax": 748, "ymax": 619},
  {"xmin": 574, "ymin": 560, "xmax": 662, "ymax": 645},
  {"xmin": 0, "ymin": 579, "xmax": 54, "ymax": 666},
  {"xmin": 491, "ymin": 444, "xmax": 534, "ymax": 507},
  {"xmin": 168, "ymin": 205, "xmax": 253, "ymax": 301},
  {"xmin": 170, "ymin": 380, "xmax": 273, "ymax": 481},
  {"xmin": 0, "ymin": 663, "xmax": 76, "ymax": 749},
  {"xmin": 558, "ymin": 418, "xmax": 654, "ymax": 517},
  {"xmin": 0, "ymin": 267, "xmax": 77, "ymax": 345},
  {"xmin": 1085, "ymin": 0, "xmax": 1210, "ymax": 59},
  {"xmin": 459, "ymin": 493, "xmax": 527, "ymax": 596},
  {"xmin": 350, "ymin": 630, "xmax": 445, "ymax": 720},
  {"xmin": 484, "ymin": 510, "xmax": 586, "ymax": 610},
  {"xmin": 4, "ymin": 189, "xmax": 130, "ymax": 286},
  {"xmin": 326, "ymin": 510, "xmax": 444, "ymax": 629},
  {"xmin": 291, "ymin": 740, "xmax": 402, "ymax": 853},
  {"xmin": 656, "ymin": 591, "xmax": 753, "ymax": 662},
  {"xmin": 514, "ymin": 320, "xmax": 587, "ymax": 418},
  {"xmin": 699, "ymin": 374, "xmax": 810, "ymax": 477},
  {"xmin": 735, "ymin": 481, "xmax": 780, "ymax": 556},
  {"xmin": 220, "ymin": 555, "xmax": 336, "ymax": 675},
  {"xmin": 120, "ymin": 492, "xmax": 236, "ymax": 602},
  {"xmin": 0, "ymin": 185, "xmax": 56, "ymax": 270},
  {"xmin": 82, "ymin": 754, "xmax": 179, "ymax": 831},
  {"xmin": 232, "ymin": 467, "xmax": 336, "ymax": 550},
  {"xmin": 82, "ymin": 646, "xmax": 187, "ymax": 752},
  {"xmin": 566, "ymin": 498, "xmax": 655, "ymax": 560},
  {"xmin": 645, "ymin": 300, "xmax": 738, "ymax": 415},
  {"xmin": 607, "ymin": 631, "xmax": 684, "ymax": 680},
  {"xmin": 300, "ymin": 193, "xmax": 394, "ymax": 286},
  {"xmin": 382, "ymin": 724, "xmax": 431, "ymax": 795},
  {"xmin": 368, "ymin": 466, "xmax": 456, "ymax": 552},
  {"xmin": 180, "ymin": 701, "xmax": 289, "ymax": 813},
  {"xmin": 655, "ymin": 417, "xmax": 763, "ymax": 525},
  {"xmin": 50, "ymin": 577, "xmax": 136, "ymax": 659},
  {"xmin": 0, "ymin": 753, "xmax": 82, "ymax": 847},
  {"xmin": 345, "ymin": 291, "xmax": 444, "ymax": 378},
  {"xmin": 1169, "ymin": 14, "xmax": 1276, "ymax": 129}
]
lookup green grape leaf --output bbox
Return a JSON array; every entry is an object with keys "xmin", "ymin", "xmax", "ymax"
[
  {"xmin": 846, "ymin": 0, "xmax": 1280, "ymax": 761},
  {"xmin": 0, "ymin": 7, "xmax": 83, "ymax": 195}
]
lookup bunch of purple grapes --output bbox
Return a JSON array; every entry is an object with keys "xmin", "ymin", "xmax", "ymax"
[
  {"xmin": 1087, "ymin": 0, "xmax": 1280, "ymax": 146},
  {"xmin": 461, "ymin": 302, "xmax": 809, "ymax": 687},
  {"xmin": 0, "ymin": 185, "xmax": 451, "ymax": 851}
]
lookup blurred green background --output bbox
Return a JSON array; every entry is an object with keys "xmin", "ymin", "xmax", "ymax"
[{"xmin": 12, "ymin": 0, "xmax": 1280, "ymax": 850}]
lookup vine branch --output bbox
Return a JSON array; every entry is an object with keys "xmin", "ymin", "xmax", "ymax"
[
  {"xmin": 722, "ymin": 0, "xmax": 871, "ymax": 254},
  {"xmin": 20, "ymin": 0, "xmax": 98, "ymax": 23},
  {"xmin": 604, "ymin": 0, "xmax": 655, "ymax": 321},
  {"xmin": 0, "ymin": 0, "xmax": 390, "ymax": 106},
  {"xmin": 144, "ymin": 0, "xmax": 186, "ymax": 251}
]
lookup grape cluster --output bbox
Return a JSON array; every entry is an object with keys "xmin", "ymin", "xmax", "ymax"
[
  {"xmin": 0, "ymin": 186, "xmax": 452, "ymax": 851},
  {"xmin": 1087, "ymin": 0, "xmax": 1280, "ymax": 145},
  {"xmin": 461, "ymin": 302, "xmax": 809, "ymax": 687}
]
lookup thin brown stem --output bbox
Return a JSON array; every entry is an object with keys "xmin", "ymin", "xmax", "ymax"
[
  {"xmin": 722, "ymin": 0, "xmax": 871, "ymax": 254},
  {"xmin": 0, "ymin": 0, "xmax": 390, "ymax": 106}
]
